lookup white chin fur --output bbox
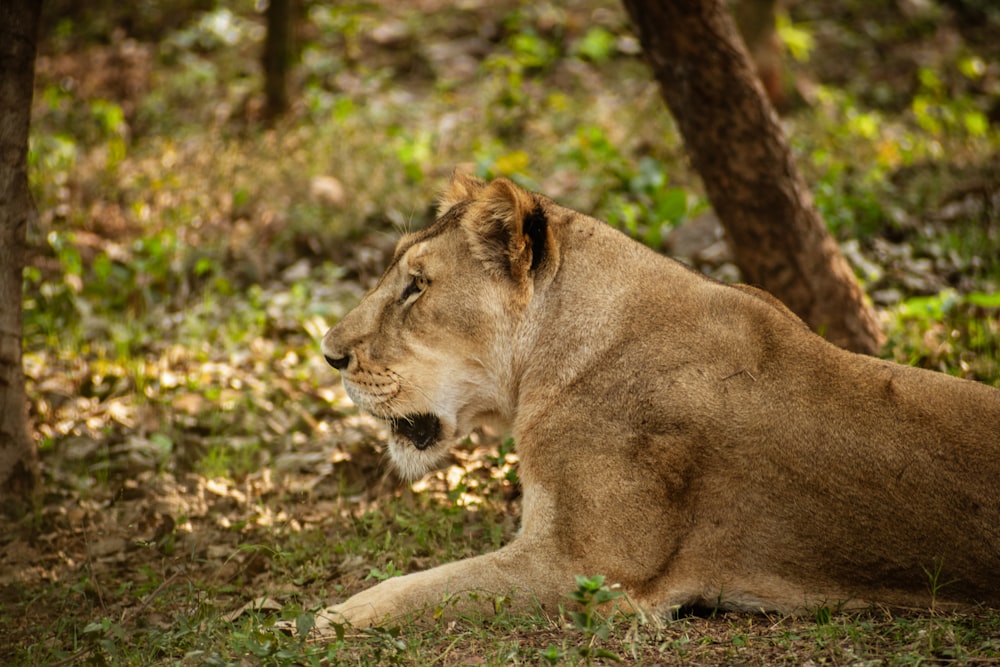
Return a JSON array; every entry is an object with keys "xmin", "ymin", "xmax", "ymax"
[{"xmin": 386, "ymin": 434, "xmax": 452, "ymax": 481}]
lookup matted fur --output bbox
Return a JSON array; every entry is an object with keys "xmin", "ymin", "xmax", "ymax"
[{"xmin": 318, "ymin": 172, "xmax": 1000, "ymax": 629}]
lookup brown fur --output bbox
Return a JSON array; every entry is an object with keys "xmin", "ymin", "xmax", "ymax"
[{"xmin": 317, "ymin": 172, "xmax": 1000, "ymax": 629}]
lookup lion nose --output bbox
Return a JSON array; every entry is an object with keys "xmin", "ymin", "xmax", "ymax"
[
  {"xmin": 321, "ymin": 323, "xmax": 353, "ymax": 371},
  {"xmin": 324, "ymin": 353, "xmax": 350, "ymax": 370}
]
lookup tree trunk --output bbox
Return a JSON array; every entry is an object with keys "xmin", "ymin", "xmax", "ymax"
[
  {"xmin": 262, "ymin": 0, "xmax": 292, "ymax": 119},
  {"xmin": 622, "ymin": 0, "xmax": 884, "ymax": 355},
  {"xmin": 0, "ymin": 0, "xmax": 42, "ymax": 513}
]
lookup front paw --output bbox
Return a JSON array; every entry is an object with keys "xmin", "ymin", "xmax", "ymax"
[
  {"xmin": 314, "ymin": 587, "xmax": 403, "ymax": 630},
  {"xmin": 315, "ymin": 602, "xmax": 366, "ymax": 629},
  {"xmin": 272, "ymin": 603, "xmax": 370, "ymax": 640}
]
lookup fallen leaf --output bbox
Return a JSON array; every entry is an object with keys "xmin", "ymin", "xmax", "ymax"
[{"xmin": 223, "ymin": 595, "xmax": 283, "ymax": 622}]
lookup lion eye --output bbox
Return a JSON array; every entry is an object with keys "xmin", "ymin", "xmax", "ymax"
[{"xmin": 401, "ymin": 274, "xmax": 428, "ymax": 303}]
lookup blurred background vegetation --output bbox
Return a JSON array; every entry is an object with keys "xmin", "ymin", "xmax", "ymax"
[{"xmin": 5, "ymin": 0, "xmax": 1000, "ymax": 664}]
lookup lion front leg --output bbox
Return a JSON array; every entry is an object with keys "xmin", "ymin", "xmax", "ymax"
[{"xmin": 314, "ymin": 539, "xmax": 571, "ymax": 630}]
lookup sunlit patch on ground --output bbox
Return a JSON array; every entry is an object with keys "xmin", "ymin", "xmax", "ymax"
[{"xmin": 5, "ymin": 0, "xmax": 999, "ymax": 663}]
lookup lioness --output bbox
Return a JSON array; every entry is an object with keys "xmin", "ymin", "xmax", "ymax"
[{"xmin": 318, "ymin": 171, "xmax": 1000, "ymax": 629}]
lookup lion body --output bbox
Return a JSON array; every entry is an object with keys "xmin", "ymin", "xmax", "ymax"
[{"xmin": 319, "ymin": 173, "xmax": 1000, "ymax": 627}]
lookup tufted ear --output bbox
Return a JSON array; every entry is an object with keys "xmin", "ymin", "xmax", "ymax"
[
  {"xmin": 437, "ymin": 168, "xmax": 487, "ymax": 217},
  {"xmin": 462, "ymin": 177, "xmax": 552, "ymax": 284}
]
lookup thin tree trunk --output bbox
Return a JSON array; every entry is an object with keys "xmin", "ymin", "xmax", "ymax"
[
  {"xmin": 622, "ymin": 0, "xmax": 884, "ymax": 354},
  {"xmin": 0, "ymin": 0, "xmax": 42, "ymax": 512},
  {"xmin": 263, "ymin": 0, "xmax": 292, "ymax": 119}
]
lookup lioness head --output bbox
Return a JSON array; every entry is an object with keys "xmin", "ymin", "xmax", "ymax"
[{"xmin": 321, "ymin": 172, "xmax": 556, "ymax": 480}]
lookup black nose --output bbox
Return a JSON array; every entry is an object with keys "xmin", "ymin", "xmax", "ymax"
[{"xmin": 324, "ymin": 354, "xmax": 350, "ymax": 370}]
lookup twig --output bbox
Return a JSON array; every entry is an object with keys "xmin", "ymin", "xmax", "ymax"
[
  {"xmin": 47, "ymin": 645, "xmax": 93, "ymax": 667},
  {"xmin": 123, "ymin": 571, "xmax": 182, "ymax": 623}
]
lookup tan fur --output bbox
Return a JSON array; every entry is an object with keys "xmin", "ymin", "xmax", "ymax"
[{"xmin": 318, "ymin": 172, "xmax": 1000, "ymax": 629}]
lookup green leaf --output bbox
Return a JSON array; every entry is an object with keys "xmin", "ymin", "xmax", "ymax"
[
  {"xmin": 575, "ymin": 27, "xmax": 616, "ymax": 63},
  {"xmin": 964, "ymin": 111, "xmax": 988, "ymax": 137},
  {"xmin": 568, "ymin": 610, "xmax": 591, "ymax": 630},
  {"xmin": 592, "ymin": 647, "xmax": 623, "ymax": 661},
  {"xmin": 195, "ymin": 256, "xmax": 214, "ymax": 277},
  {"xmin": 296, "ymin": 612, "xmax": 315, "ymax": 637},
  {"xmin": 83, "ymin": 620, "xmax": 107, "ymax": 636},
  {"xmin": 575, "ymin": 574, "xmax": 605, "ymax": 591},
  {"xmin": 776, "ymin": 12, "xmax": 814, "ymax": 62},
  {"xmin": 593, "ymin": 588, "xmax": 624, "ymax": 605},
  {"xmin": 655, "ymin": 187, "xmax": 688, "ymax": 225},
  {"xmin": 967, "ymin": 292, "xmax": 1000, "ymax": 308}
]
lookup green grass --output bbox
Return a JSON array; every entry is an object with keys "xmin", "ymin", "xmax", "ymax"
[{"xmin": 5, "ymin": 0, "xmax": 1000, "ymax": 664}]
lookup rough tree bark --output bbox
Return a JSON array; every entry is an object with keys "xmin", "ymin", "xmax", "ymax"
[
  {"xmin": 622, "ymin": 0, "xmax": 884, "ymax": 354},
  {"xmin": 0, "ymin": 0, "xmax": 42, "ymax": 511}
]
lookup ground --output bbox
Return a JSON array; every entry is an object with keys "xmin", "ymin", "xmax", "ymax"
[{"xmin": 3, "ymin": 0, "xmax": 1000, "ymax": 664}]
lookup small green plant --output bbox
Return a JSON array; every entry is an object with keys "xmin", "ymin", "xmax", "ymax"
[
  {"xmin": 538, "ymin": 643, "xmax": 563, "ymax": 665},
  {"xmin": 361, "ymin": 625, "xmax": 409, "ymax": 666},
  {"xmin": 922, "ymin": 557, "xmax": 959, "ymax": 610},
  {"xmin": 81, "ymin": 616, "xmax": 128, "ymax": 662},
  {"xmin": 815, "ymin": 605, "xmax": 832, "ymax": 625},
  {"xmin": 566, "ymin": 574, "xmax": 625, "ymax": 664},
  {"xmin": 366, "ymin": 561, "xmax": 404, "ymax": 582}
]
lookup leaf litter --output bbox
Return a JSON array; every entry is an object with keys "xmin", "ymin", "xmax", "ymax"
[{"xmin": 6, "ymin": 0, "xmax": 1000, "ymax": 663}]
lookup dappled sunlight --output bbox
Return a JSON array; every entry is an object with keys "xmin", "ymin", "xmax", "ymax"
[
  {"xmin": 411, "ymin": 433, "xmax": 521, "ymax": 511},
  {"xmin": 5, "ymin": 0, "xmax": 999, "ymax": 663}
]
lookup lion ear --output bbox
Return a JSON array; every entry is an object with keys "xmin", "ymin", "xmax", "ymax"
[
  {"xmin": 463, "ymin": 177, "xmax": 551, "ymax": 283},
  {"xmin": 437, "ymin": 167, "xmax": 487, "ymax": 217}
]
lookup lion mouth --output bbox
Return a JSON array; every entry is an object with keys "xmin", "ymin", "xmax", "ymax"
[{"xmin": 389, "ymin": 413, "xmax": 441, "ymax": 451}]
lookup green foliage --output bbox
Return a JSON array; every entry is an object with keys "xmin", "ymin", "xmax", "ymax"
[
  {"xmin": 11, "ymin": 0, "xmax": 1000, "ymax": 663},
  {"xmin": 508, "ymin": 27, "xmax": 560, "ymax": 72},
  {"xmin": 776, "ymin": 12, "xmax": 815, "ymax": 62},
  {"xmin": 912, "ymin": 62, "xmax": 991, "ymax": 138},
  {"xmin": 366, "ymin": 561, "xmax": 404, "ymax": 582},
  {"xmin": 884, "ymin": 290, "xmax": 1000, "ymax": 385},
  {"xmin": 552, "ymin": 126, "xmax": 701, "ymax": 246},
  {"xmin": 388, "ymin": 126, "xmax": 433, "ymax": 183}
]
